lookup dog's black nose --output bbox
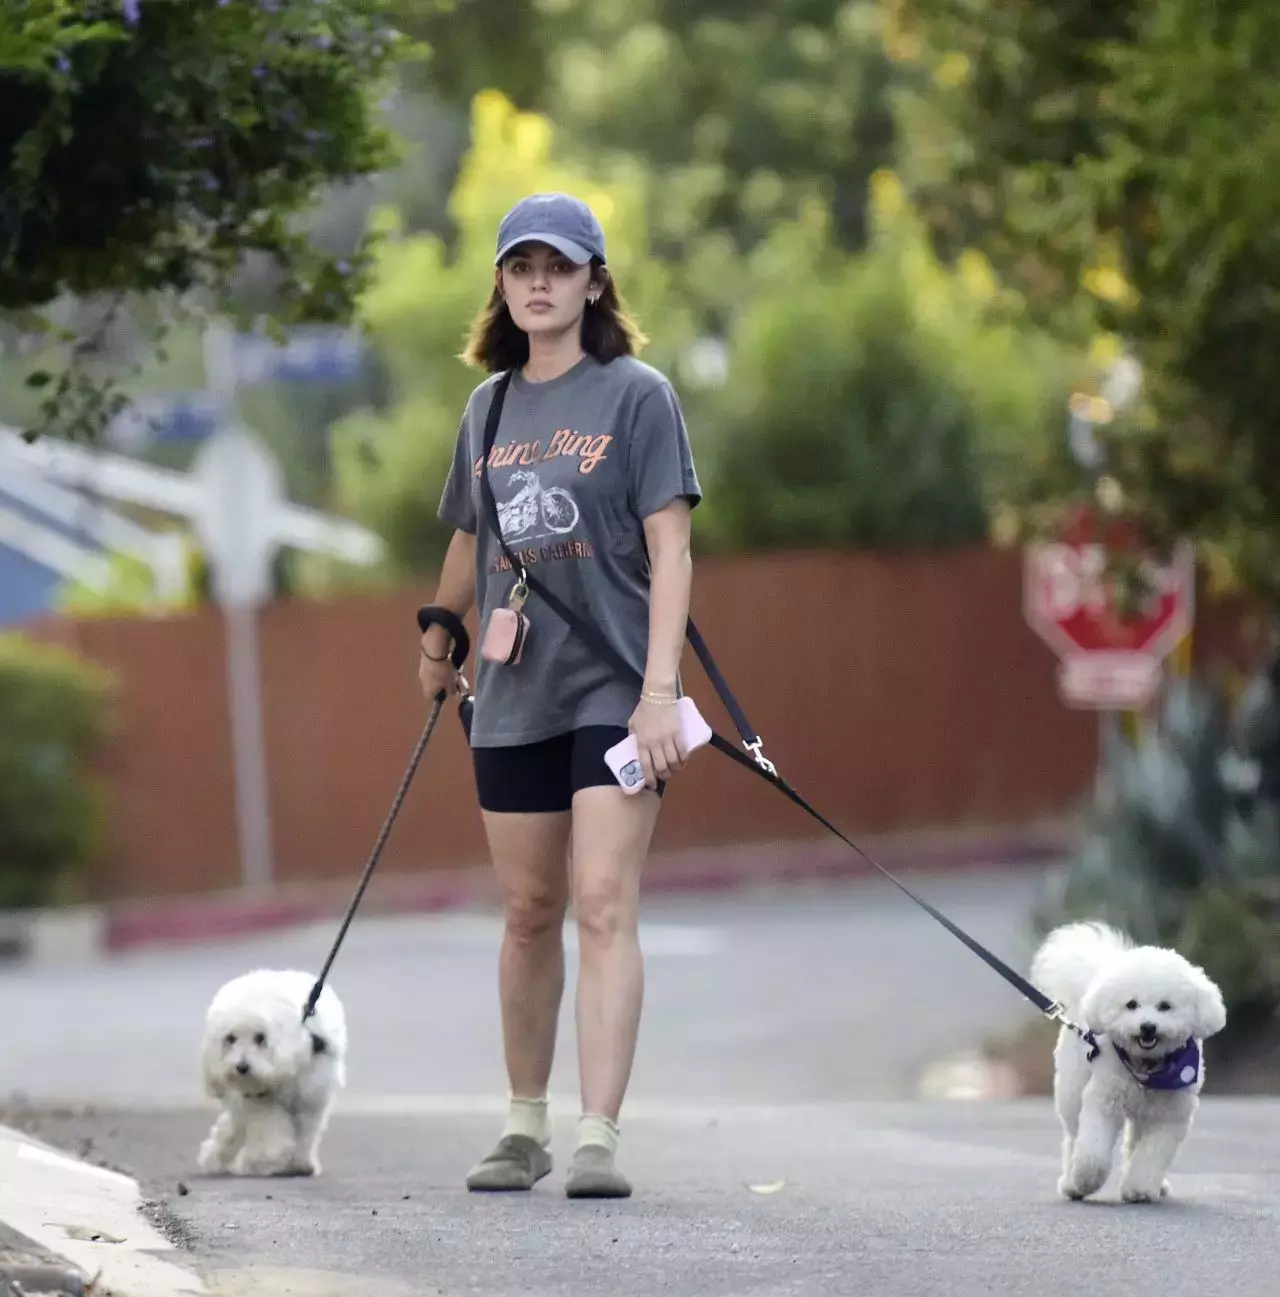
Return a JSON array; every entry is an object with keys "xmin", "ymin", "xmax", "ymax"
[
  {"xmin": 235, "ymin": 1061, "xmax": 251, "ymax": 1075},
  {"xmin": 1139, "ymin": 1021, "xmax": 1158, "ymax": 1039}
]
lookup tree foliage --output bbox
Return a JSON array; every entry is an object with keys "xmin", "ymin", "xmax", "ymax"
[
  {"xmin": 1, "ymin": 0, "xmax": 415, "ymax": 442},
  {"xmin": 390, "ymin": 0, "xmax": 555, "ymax": 114},
  {"xmin": 695, "ymin": 173, "xmax": 1072, "ymax": 552},
  {"xmin": 404, "ymin": 0, "xmax": 906, "ymax": 266},
  {"xmin": 900, "ymin": 0, "xmax": 1280, "ymax": 601}
]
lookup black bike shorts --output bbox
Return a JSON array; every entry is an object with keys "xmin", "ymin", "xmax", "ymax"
[{"xmin": 472, "ymin": 725, "xmax": 666, "ymax": 814}]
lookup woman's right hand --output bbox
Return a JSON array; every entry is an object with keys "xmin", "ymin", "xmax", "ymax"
[{"xmin": 417, "ymin": 639, "xmax": 461, "ymax": 703}]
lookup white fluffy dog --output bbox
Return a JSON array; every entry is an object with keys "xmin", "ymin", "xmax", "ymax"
[
  {"xmin": 197, "ymin": 969, "xmax": 347, "ymax": 1177},
  {"xmin": 1030, "ymin": 921, "xmax": 1226, "ymax": 1204}
]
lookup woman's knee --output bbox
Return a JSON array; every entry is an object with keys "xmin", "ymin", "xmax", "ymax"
[
  {"xmin": 568, "ymin": 786, "xmax": 655, "ymax": 947},
  {"xmin": 481, "ymin": 809, "xmax": 572, "ymax": 944},
  {"xmin": 574, "ymin": 875, "xmax": 638, "ymax": 947},
  {"xmin": 503, "ymin": 885, "xmax": 567, "ymax": 944}
]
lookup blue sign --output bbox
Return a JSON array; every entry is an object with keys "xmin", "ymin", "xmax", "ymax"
[
  {"xmin": 231, "ymin": 328, "xmax": 364, "ymax": 386},
  {"xmin": 107, "ymin": 393, "xmax": 221, "ymax": 453}
]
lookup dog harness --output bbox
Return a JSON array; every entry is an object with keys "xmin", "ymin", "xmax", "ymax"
[{"xmin": 1082, "ymin": 1031, "xmax": 1201, "ymax": 1090}]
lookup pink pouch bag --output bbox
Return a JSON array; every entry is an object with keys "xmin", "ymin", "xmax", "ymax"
[{"xmin": 481, "ymin": 579, "xmax": 530, "ymax": 665}]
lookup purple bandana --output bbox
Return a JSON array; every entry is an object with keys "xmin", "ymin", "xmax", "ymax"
[{"xmin": 1112, "ymin": 1037, "xmax": 1201, "ymax": 1090}]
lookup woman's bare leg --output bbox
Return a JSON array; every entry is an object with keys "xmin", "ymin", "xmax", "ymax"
[
  {"xmin": 564, "ymin": 783, "xmax": 661, "ymax": 1197},
  {"xmin": 465, "ymin": 808, "xmax": 572, "ymax": 1191}
]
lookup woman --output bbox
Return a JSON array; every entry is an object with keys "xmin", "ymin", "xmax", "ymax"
[{"xmin": 417, "ymin": 192, "xmax": 702, "ymax": 1199}]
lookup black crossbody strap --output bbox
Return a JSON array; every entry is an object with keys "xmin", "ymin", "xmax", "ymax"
[
  {"xmin": 470, "ymin": 368, "xmax": 1064, "ymax": 1022},
  {"xmin": 476, "ymin": 372, "xmax": 766, "ymax": 750},
  {"xmin": 478, "ymin": 372, "xmax": 652, "ymax": 687},
  {"xmin": 476, "ymin": 371, "xmax": 523, "ymax": 584}
]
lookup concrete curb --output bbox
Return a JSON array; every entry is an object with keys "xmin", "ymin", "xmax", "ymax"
[
  {"xmin": 0, "ymin": 907, "xmax": 106, "ymax": 969},
  {"xmin": 0, "ymin": 1124, "xmax": 207, "ymax": 1296},
  {"xmin": 0, "ymin": 1218, "xmax": 86, "ymax": 1296},
  {"xmin": 0, "ymin": 820, "xmax": 1077, "ymax": 966}
]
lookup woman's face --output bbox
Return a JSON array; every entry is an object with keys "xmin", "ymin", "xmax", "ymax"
[{"xmin": 498, "ymin": 242, "xmax": 597, "ymax": 339}]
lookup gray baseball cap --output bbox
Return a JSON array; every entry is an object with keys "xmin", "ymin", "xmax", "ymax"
[{"xmin": 494, "ymin": 192, "xmax": 606, "ymax": 266}]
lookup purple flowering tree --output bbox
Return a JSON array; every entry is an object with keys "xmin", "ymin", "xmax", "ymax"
[{"xmin": 1, "ymin": 0, "xmax": 416, "ymax": 441}]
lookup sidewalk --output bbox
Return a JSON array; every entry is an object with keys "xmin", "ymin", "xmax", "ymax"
[
  {"xmin": 0, "ymin": 1122, "xmax": 206, "ymax": 1296},
  {"xmin": 0, "ymin": 818, "xmax": 1077, "ymax": 967}
]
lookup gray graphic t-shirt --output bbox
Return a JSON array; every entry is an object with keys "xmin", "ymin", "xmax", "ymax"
[{"xmin": 437, "ymin": 354, "xmax": 702, "ymax": 747}]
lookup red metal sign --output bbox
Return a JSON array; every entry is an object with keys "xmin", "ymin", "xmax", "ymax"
[{"xmin": 1023, "ymin": 521, "xmax": 1195, "ymax": 709}]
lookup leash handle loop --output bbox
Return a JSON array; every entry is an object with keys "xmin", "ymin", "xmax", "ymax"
[{"xmin": 416, "ymin": 604, "xmax": 471, "ymax": 670}]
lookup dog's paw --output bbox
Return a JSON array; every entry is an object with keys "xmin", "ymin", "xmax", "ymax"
[
  {"xmin": 197, "ymin": 1139, "xmax": 226, "ymax": 1174},
  {"xmin": 1060, "ymin": 1158, "xmax": 1108, "ymax": 1201},
  {"xmin": 1121, "ymin": 1178, "xmax": 1170, "ymax": 1204},
  {"xmin": 229, "ymin": 1148, "xmax": 288, "ymax": 1177},
  {"xmin": 272, "ymin": 1150, "xmax": 319, "ymax": 1177}
]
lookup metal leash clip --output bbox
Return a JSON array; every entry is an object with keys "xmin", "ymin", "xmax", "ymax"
[
  {"xmin": 745, "ymin": 737, "xmax": 777, "ymax": 776},
  {"xmin": 1045, "ymin": 999, "xmax": 1100, "ymax": 1059}
]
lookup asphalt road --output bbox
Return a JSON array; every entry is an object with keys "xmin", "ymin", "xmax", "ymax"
[
  {"xmin": 9, "ymin": 1099, "xmax": 1277, "ymax": 1297},
  {"xmin": 16, "ymin": 868, "xmax": 1271, "ymax": 1295},
  {"xmin": 0, "ymin": 873, "xmax": 1050, "ymax": 1108}
]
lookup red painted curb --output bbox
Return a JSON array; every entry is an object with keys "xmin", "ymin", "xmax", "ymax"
[
  {"xmin": 104, "ymin": 871, "xmax": 493, "ymax": 953},
  {"xmin": 102, "ymin": 826, "xmax": 1076, "ymax": 955}
]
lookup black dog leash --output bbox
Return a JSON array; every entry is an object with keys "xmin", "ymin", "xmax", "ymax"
[
  {"xmin": 301, "ymin": 614, "xmax": 472, "ymax": 1023},
  {"xmin": 460, "ymin": 369, "xmax": 1087, "ymax": 1040},
  {"xmin": 305, "ymin": 373, "xmax": 1089, "ymax": 1047}
]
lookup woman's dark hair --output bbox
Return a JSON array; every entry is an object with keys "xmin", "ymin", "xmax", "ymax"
[{"xmin": 460, "ymin": 255, "xmax": 649, "ymax": 373}]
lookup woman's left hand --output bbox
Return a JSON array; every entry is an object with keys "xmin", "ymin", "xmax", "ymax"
[{"xmin": 627, "ymin": 697, "xmax": 688, "ymax": 790}]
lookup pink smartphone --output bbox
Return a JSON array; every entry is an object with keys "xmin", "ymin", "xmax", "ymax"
[{"xmin": 604, "ymin": 696, "xmax": 713, "ymax": 794}]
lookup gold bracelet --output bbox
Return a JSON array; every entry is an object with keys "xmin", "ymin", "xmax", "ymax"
[{"xmin": 640, "ymin": 690, "xmax": 679, "ymax": 706}]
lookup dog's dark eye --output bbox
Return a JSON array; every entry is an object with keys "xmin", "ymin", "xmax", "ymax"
[
  {"xmin": 224, "ymin": 1033, "xmax": 236, "ymax": 1046},
  {"xmin": 1125, "ymin": 999, "xmax": 1139, "ymax": 1011},
  {"xmin": 1156, "ymin": 1001, "xmax": 1172, "ymax": 1012},
  {"xmin": 253, "ymin": 1032, "xmax": 267, "ymax": 1047}
]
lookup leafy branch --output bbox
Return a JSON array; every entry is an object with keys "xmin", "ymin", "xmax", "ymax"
[{"xmin": 1, "ymin": 0, "xmax": 421, "ymax": 442}]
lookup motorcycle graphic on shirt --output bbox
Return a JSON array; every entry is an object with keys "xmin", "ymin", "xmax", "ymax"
[{"xmin": 496, "ymin": 469, "xmax": 580, "ymax": 541}]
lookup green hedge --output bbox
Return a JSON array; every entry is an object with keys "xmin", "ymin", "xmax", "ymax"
[
  {"xmin": 0, "ymin": 634, "xmax": 115, "ymax": 908},
  {"xmin": 691, "ymin": 191, "xmax": 1072, "ymax": 554}
]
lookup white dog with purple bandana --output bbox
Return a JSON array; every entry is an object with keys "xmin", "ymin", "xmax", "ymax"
[{"xmin": 1030, "ymin": 921, "xmax": 1226, "ymax": 1203}]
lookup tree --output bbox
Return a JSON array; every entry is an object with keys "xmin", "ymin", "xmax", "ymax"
[
  {"xmin": 390, "ymin": 0, "xmax": 557, "ymax": 114},
  {"xmin": 1, "ymin": 0, "xmax": 415, "ymax": 443},
  {"xmin": 899, "ymin": 0, "xmax": 1280, "ymax": 602},
  {"xmin": 694, "ymin": 171, "xmax": 1074, "ymax": 553},
  {"xmin": 402, "ymin": 1, "xmax": 906, "ymax": 279}
]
